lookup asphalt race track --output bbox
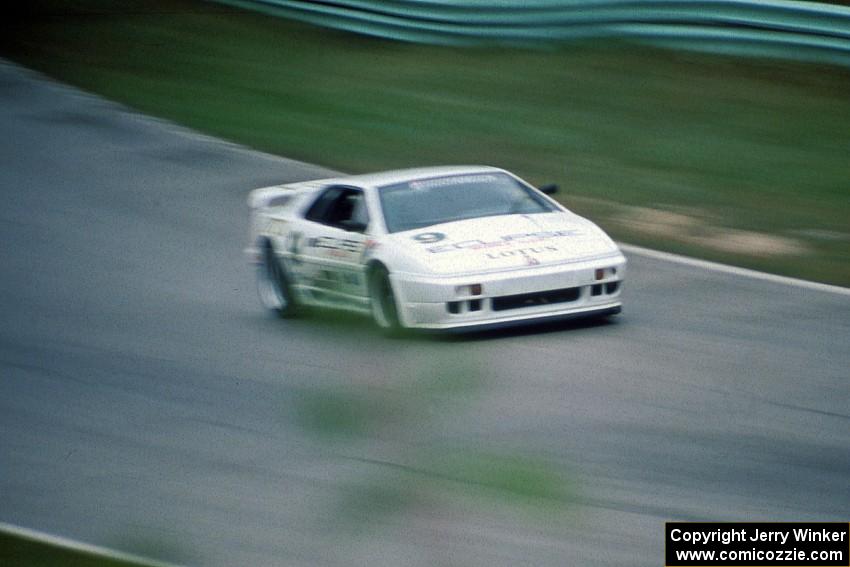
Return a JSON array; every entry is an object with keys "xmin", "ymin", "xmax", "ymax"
[{"xmin": 1, "ymin": 60, "xmax": 848, "ymax": 567}]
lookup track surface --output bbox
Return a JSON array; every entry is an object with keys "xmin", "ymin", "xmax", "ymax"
[{"xmin": 1, "ymin": 61, "xmax": 848, "ymax": 566}]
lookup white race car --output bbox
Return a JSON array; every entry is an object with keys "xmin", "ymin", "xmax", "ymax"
[{"xmin": 247, "ymin": 166, "xmax": 625, "ymax": 332}]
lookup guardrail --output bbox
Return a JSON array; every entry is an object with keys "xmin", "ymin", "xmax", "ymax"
[{"xmin": 211, "ymin": 0, "xmax": 850, "ymax": 65}]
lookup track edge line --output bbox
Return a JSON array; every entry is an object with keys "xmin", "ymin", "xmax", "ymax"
[
  {"xmin": 0, "ymin": 522, "xmax": 187, "ymax": 567},
  {"xmin": 619, "ymin": 243, "xmax": 850, "ymax": 296}
]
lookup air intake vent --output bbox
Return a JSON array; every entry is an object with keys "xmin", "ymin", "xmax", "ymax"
[{"xmin": 492, "ymin": 286, "xmax": 581, "ymax": 312}]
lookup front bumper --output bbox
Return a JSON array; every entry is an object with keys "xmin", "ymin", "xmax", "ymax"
[{"xmin": 391, "ymin": 253, "xmax": 626, "ymax": 330}]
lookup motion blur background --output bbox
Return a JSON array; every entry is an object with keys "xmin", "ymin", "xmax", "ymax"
[
  {"xmin": 1, "ymin": 1, "xmax": 848, "ymax": 566},
  {"xmin": 3, "ymin": 0, "xmax": 850, "ymax": 285}
]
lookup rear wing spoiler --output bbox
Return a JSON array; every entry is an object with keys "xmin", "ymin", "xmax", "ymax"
[{"xmin": 247, "ymin": 178, "xmax": 330, "ymax": 210}]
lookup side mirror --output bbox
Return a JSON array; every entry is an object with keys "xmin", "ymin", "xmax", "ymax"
[
  {"xmin": 539, "ymin": 183, "xmax": 559, "ymax": 195},
  {"xmin": 339, "ymin": 219, "xmax": 368, "ymax": 233}
]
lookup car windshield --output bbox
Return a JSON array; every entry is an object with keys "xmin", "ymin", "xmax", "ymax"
[{"xmin": 378, "ymin": 172, "xmax": 556, "ymax": 233}]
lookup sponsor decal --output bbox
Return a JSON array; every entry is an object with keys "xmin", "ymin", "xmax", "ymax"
[
  {"xmin": 426, "ymin": 229, "xmax": 581, "ymax": 254},
  {"xmin": 307, "ymin": 236, "xmax": 363, "ymax": 253},
  {"xmin": 409, "ymin": 174, "xmax": 498, "ymax": 190},
  {"xmin": 485, "ymin": 245, "xmax": 558, "ymax": 260}
]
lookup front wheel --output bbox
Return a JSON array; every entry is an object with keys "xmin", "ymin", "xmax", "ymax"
[
  {"xmin": 257, "ymin": 244, "xmax": 299, "ymax": 318},
  {"xmin": 368, "ymin": 266, "xmax": 402, "ymax": 333}
]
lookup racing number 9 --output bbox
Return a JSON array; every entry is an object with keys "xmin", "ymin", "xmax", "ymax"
[{"xmin": 412, "ymin": 232, "xmax": 445, "ymax": 244}]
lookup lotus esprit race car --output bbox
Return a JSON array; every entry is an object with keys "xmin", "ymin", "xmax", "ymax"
[{"xmin": 247, "ymin": 166, "xmax": 625, "ymax": 332}]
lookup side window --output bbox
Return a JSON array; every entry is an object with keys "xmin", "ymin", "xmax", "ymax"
[
  {"xmin": 304, "ymin": 186, "xmax": 369, "ymax": 232},
  {"xmin": 304, "ymin": 187, "xmax": 343, "ymax": 223}
]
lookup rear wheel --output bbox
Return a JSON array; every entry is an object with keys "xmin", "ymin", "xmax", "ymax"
[
  {"xmin": 258, "ymin": 243, "xmax": 299, "ymax": 318},
  {"xmin": 368, "ymin": 266, "xmax": 402, "ymax": 333}
]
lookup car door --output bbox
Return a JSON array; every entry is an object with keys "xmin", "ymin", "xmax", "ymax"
[{"xmin": 297, "ymin": 185, "xmax": 370, "ymax": 306}]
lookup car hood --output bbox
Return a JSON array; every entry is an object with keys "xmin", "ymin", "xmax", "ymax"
[{"xmin": 389, "ymin": 212, "xmax": 620, "ymax": 275}]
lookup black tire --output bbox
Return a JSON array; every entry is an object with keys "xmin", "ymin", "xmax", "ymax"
[
  {"xmin": 368, "ymin": 265, "xmax": 402, "ymax": 333},
  {"xmin": 257, "ymin": 243, "xmax": 299, "ymax": 318}
]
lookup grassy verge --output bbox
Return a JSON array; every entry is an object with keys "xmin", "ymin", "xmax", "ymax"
[
  {"xmin": 3, "ymin": 0, "xmax": 849, "ymax": 284},
  {"xmin": 0, "ymin": 529, "xmax": 170, "ymax": 567}
]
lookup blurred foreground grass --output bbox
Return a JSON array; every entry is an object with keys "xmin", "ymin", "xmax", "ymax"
[
  {"xmin": 3, "ymin": 0, "xmax": 849, "ymax": 284},
  {"xmin": 290, "ymin": 352, "xmax": 576, "ymax": 531}
]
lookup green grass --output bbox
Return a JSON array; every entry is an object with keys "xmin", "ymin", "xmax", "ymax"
[
  {"xmin": 0, "ymin": 530, "xmax": 167, "ymax": 567},
  {"xmin": 3, "ymin": 0, "xmax": 849, "ymax": 284}
]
